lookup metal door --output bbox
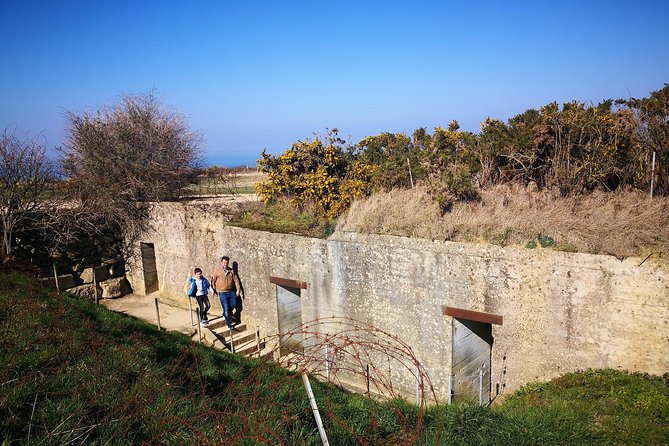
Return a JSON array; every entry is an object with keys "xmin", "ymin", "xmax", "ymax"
[
  {"xmin": 140, "ymin": 242, "xmax": 159, "ymax": 294},
  {"xmin": 276, "ymin": 285, "xmax": 303, "ymax": 356},
  {"xmin": 451, "ymin": 318, "xmax": 492, "ymax": 404}
]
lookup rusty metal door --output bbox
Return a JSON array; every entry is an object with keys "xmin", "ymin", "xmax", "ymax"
[
  {"xmin": 276, "ymin": 285, "xmax": 303, "ymax": 356},
  {"xmin": 451, "ymin": 318, "xmax": 492, "ymax": 404},
  {"xmin": 140, "ymin": 242, "xmax": 159, "ymax": 294}
]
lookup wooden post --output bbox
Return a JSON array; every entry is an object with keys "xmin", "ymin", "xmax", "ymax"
[
  {"xmin": 407, "ymin": 157, "xmax": 414, "ymax": 189},
  {"xmin": 154, "ymin": 297, "xmax": 161, "ymax": 331}
]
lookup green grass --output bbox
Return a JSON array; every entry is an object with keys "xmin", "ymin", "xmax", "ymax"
[
  {"xmin": 1, "ymin": 272, "xmax": 667, "ymax": 445},
  {"xmin": 501, "ymin": 369, "xmax": 669, "ymax": 445}
]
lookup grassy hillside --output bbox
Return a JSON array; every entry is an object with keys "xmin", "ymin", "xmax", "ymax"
[{"xmin": 1, "ymin": 272, "xmax": 666, "ymax": 445}]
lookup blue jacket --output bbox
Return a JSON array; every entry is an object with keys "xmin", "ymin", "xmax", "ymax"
[{"xmin": 188, "ymin": 276, "xmax": 210, "ymax": 298}]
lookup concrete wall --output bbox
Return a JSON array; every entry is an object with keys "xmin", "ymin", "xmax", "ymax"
[{"xmin": 127, "ymin": 202, "xmax": 669, "ymax": 401}]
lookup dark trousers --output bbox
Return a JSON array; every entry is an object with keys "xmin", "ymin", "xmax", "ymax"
[{"xmin": 195, "ymin": 295, "xmax": 211, "ymax": 321}]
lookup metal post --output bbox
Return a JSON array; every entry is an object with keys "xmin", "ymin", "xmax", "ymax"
[
  {"xmin": 415, "ymin": 365, "xmax": 421, "ymax": 406},
  {"xmin": 256, "ymin": 326, "xmax": 261, "ymax": 356},
  {"xmin": 448, "ymin": 375, "xmax": 452, "ymax": 405},
  {"xmin": 154, "ymin": 297, "xmax": 161, "ymax": 331},
  {"xmin": 479, "ymin": 369, "xmax": 483, "ymax": 406},
  {"xmin": 52, "ymin": 260, "xmax": 60, "ymax": 293},
  {"xmin": 650, "ymin": 151, "xmax": 656, "ymax": 198},
  {"xmin": 366, "ymin": 364, "xmax": 370, "ymax": 396},
  {"xmin": 325, "ymin": 344, "xmax": 330, "ymax": 380},
  {"xmin": 302, "ymin": 374, "xmax": 330, "ymax": 446},
  {"xmin": 407, "ymin": 157, "xmax": 414, "ymax": 189},
  {"xmin": 93, "ymin": 272, "xmax": 99, "ymax": 306},
  {"xmin": 229, "ymin": 326, "xmax": 235, "ymax": 353},
  {"xmin": 188, "ymin": 296, "xmax": 195, "ymax": 326}
]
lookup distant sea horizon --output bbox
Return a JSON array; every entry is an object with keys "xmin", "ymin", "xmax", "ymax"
[{"xmin": 202, "ymin": 151, "xmax": 261, "ymax": 168}]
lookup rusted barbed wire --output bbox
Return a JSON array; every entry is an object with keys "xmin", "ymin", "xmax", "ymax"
[{"xmin": 262, "ymin": 316, "xmax": 438, "ymax": 406}]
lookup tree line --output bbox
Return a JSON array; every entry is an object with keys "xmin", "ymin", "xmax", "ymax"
[
  {"xmin": 2, "ymin": 85, "xmax": 666, "ymax": 261},
  {"xmin": 258, "ymin": 84, "xmax": 669, "ymax": 217}
]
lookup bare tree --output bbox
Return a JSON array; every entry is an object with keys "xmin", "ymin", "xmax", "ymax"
[
  {"xmin": 0, "ymin": 129, "xmax": 54, "ymax": 256},
  {"xmin": 59, "ymin": 91, "xmax": 202, "ymax": 250}
]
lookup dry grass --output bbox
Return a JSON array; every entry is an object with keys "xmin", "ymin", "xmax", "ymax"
[
  {"xmin": 234, "ymin": 169, "xmax": 266, "ymax": 191},
  {"xmin": 338, "ymin": 184, "xmax": 669, "ymax": 259}
]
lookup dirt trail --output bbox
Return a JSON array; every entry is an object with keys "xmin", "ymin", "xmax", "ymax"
[{"xmin": 101, "ymin": 292, "xmax": 198, "ymax": 336}]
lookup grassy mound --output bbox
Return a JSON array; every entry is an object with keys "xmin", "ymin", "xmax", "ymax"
[
  {"xmin": 1, "ymin": 272, "xmax": 666, "ymax": 445},
  {"xmin": 338, "ymin": 185, "xmax": 669, "ymax": 259}
]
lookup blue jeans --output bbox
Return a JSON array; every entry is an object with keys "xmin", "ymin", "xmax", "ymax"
[{"xmin": 218, "ymin": 291, "xmax": 237, "ymax": 328}]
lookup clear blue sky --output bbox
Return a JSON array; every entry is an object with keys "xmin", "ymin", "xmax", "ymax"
[{"xmin": 2, "ymin": 1, "xmax": 668, "ymax": 167}]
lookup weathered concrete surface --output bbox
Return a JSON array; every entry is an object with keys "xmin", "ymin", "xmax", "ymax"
[{"xmin": 127, "ymin": 202, "xmax": 669, "ymax": 400}]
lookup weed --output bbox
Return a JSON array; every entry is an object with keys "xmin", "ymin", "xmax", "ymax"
[{"xmin": 538, "ymin": 234, "xmax": 555, "ymax": 248}]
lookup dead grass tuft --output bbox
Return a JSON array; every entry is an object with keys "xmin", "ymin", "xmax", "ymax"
[{"xmin": 338, "ymin": 185, "xmax": 669, "ymax": 259}]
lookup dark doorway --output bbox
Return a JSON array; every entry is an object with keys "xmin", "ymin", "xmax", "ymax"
[{"xmin": 140, "ymin": 242, "xmax": 159, "ymax": 294}]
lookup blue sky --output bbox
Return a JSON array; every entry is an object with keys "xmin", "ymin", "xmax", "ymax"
[{"xmin": 1, "ymin": 1, "xmax": 668, "ymax": 167}]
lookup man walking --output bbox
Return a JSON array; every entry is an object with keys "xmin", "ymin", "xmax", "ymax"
[{"xmin": 211, "ymin": 256, "xmax": 241, "ymax": 330}]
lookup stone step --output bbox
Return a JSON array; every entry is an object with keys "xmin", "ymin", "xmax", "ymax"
[
  {"xmin": 211, "ymin": 327, "xmax": 256, "ymax": 346},
  {"xmin": 206, "ymin": 316, "xmax": 246, "ymax": 332},
  {"xmin": 234, "ymin": 338, "xmax": 267, "ymax": 356},
  {"xmin": 190, "ymin": 318, "xmax": 267, "ymax": 358}
]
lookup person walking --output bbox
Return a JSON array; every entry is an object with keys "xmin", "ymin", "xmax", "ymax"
[
  {"xmin": 211, "ymin": 256, "xmax": 241, "ymax": 330},
  {"xmin": 187, "ymin": 267, "xmax": 212, "ymax": 326}
]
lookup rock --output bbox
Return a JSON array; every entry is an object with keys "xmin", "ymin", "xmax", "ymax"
[
  {"xmin": 100, "ymin": 277, "xmax": 132, "ymax": 299},
  {"xmin": 68, "ymin": 284, "xmax": 103, "ymax": 300},
  {"xmin": 79, "ymin": 267, "xmax": 94, "ymax": 283},
  {"xmin": 78, "ymin": 266, "xmax": 108, "ymax": 283}
]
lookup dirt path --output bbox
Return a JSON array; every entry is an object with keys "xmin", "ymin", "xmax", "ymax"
[{"xmin": 101, "ymin": 292, "xmax": 198, "ymax": 336}]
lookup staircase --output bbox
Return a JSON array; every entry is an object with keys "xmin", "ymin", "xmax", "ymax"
[{"xmin": 193, "ymin": 315, "xmax": 268, "ymax": 357}]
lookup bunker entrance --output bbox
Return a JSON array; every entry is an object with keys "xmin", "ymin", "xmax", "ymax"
[
  {"xmin": 140, "ymin": 242, "xmax": 159, "ymax": 294},
  {"xmin": 443, "ymin": 306, "xmax": 503, "ymax": 405},
  {"xmin": 270, "ymin": 276, "xmax": 307, "ymax": 357}
]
